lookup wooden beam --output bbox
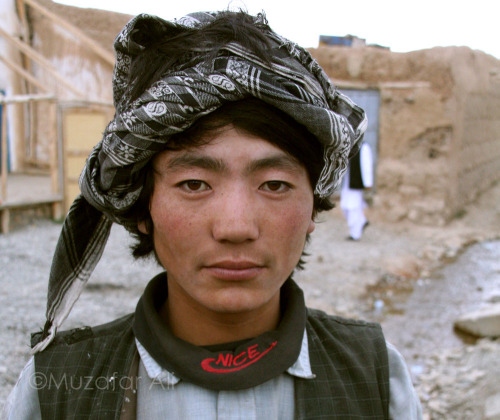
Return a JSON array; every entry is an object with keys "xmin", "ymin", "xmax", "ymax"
[
  {"xmin": 16, "ymin": 0, "xmax": 29, "ymax": 37},
  {"xmin": 0, "ymin": 93, "xmax": 55, "ymax": 104},
  {"xmin": 379, "ymin": 81, "xmax": 431, "ymax": 89},
  {"xmin": 23, "ymin": 0, "xmax": 115, "ymax": 66},
  {"xmin": 16, "ymin": 0, "xmax": 31, "ymax": 74},
  {"xmin": 0, "ymin": 53, "xmax": 48, "ymax": 92},
  {"xmin": 15, "ymin": 0, "xmax": 31, "ymax": 82},
  {"xmin": 0, "ymin": 209, "xmax": 10, "ymax": 233},
  {"xmin": 55, "ymin": 104, "xmax": 64, "ymax": 219},
  {"xmin": 0, "ymin": 26, "xmax": 85, "ymax": 98},
  {"xmin": 1, "ymin": 103, "xmax": 8, "ymax": 203},
  {"xmin": 16, "ymin": 0, "xmax": 36, "ymax": 164},
  {"xmin": 0, "ymin": 194, "xmax": 63, "ymax": 209},
  {"xmin": 50, "ymin": 102, "xmax": 63, "ymax": 220}
]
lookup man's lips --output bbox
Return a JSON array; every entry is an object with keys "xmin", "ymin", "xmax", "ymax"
[{"xmin": 203, "ymin": 261, "xmax": 265, "ymax": 280}]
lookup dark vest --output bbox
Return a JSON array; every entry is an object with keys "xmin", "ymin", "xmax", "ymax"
[
  {"xmin": 32, "ymin": 310, "xmax": 390, "ymax": 419},
  {"xmin": 348, "ymin": 150, "xmax": 365, "ymax": 190}
]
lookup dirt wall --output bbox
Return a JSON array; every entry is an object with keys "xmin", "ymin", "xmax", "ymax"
[
  {"xmin": 310, "ymin": 45, "xmax": 500, "ymax": 225},
  {"xmin": 451, "ymin": 48, "xmax": 500, "ymax": 211}
]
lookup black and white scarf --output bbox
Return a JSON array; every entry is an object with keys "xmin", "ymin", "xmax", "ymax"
[{"xmin": 32, "ymin": 11, "xmax": 367, "ymax": 353}]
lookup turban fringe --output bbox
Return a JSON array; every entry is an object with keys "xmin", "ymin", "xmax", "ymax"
[{"xmin": 32, "ymin": 12, "xmax": 367, "ymax": 353}]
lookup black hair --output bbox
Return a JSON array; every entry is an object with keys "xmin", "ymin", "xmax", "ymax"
[{"xmin": 127, "ymin": 11, "xmax": 274, "ymax": 103}]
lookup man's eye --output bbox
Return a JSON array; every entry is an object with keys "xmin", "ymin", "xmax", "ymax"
[
  {"xmin": 260, "ymin": 181, "xmax": 291, "ymax": 193},
  {"xmin": 179, "ymin": 180, "xmax": 210, "ymax": 192}
]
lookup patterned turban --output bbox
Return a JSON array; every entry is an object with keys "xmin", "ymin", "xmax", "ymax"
[{"xmin": 32, "ymin": 11, "xmax": 367, "ymax": 353}]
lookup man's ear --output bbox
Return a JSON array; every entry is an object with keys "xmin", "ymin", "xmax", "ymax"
[
  {"xmin": 307, "ymin": 219, "xmax": 315, "ymax": 235},
  {"xmin": 138, "ymin": 219, "xmax": 148, "ymax": 234}
]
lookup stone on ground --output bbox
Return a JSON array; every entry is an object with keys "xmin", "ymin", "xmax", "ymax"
[{"xmin": 454, "ymin": 304, "xmax": 500, "ymax": 337}]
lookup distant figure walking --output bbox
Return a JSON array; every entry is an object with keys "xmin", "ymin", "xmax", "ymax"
[{"xmin": 340, "ymin": 142, "xmax": 373, "ymax": 240}]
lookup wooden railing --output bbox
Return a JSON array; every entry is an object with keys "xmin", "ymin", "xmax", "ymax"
[
  {"xmin": 0, "ymin": 93, "xmax": 61, "ymax": 233},
  {"xmin": 0, "ymin": 0, "xmax": 115, "ymax": 232}
]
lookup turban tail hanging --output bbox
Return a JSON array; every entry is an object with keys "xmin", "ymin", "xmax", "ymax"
[{"xmin": 32, "ymin": 12, "xmax": 367, "ymax": 353}]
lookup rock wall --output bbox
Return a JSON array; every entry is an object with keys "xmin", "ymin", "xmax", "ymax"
[{"xmin": 310, "ymin": 45, "xmax": 500, "ymax": 225}]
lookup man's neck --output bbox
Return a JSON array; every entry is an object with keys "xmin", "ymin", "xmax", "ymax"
[{"xmin": 160, "ymin": 294, "xmax": 281, "ymax": 346}]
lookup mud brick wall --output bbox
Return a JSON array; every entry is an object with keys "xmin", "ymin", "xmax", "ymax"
[
  {"xmin": 310, "ymin": 45, "xmax": 500, "ymax": 225},
  {"xmin": 456, "ymin": 56, "xmax": 500, "ymax": 210}
]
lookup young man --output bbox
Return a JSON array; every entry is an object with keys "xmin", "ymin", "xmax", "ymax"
[{"xmin": 3, "ymin": 11, "xmax": 422, "ymax": 419}]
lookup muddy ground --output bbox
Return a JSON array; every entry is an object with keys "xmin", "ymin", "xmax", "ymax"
[{"xmin": 1, "ymin": 181, "xmax": 500, "ymax": 418}]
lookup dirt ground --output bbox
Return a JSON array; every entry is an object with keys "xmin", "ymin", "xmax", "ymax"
[{"xmin": 1, "ymin": 181, "xmax": 500, "ymax": 418}]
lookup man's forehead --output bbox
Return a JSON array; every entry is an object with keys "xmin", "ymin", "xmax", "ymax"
[
  {"xmin": 155, "ymin": 128, "xmax": 301, "ymax": 167},
  {"xmin": 153, "ymin": 142, "xmax": 304, "ymax": 176},
  {"xmin": 155, "ymin": 150, "xmax": 304, "ymax": 173}
]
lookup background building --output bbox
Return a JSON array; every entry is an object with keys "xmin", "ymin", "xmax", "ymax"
[{"xmin": 1, "ymin": 0, "xmax": 499, "ymax": 231}]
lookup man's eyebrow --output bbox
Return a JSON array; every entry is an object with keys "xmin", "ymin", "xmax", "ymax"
[
  {"xmin": 245, "ymin": 154, "xmax": 304, "ymax": 174},
  {"xmin": 155, "ymin": 152, "xmax": 303, "ymax": 174},
  {"xmin": 161, "ymin": 154, "xmax": 228, "ymax": 173}
]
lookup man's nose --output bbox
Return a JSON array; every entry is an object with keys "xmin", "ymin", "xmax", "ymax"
[{"xmin": 211, "ymin": 188, "xmax": 260, "ymax": 243}]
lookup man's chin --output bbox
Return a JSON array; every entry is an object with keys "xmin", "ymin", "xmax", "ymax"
[{"xmin": 202, "ymin": 289, "xmax": 276, "ymax": 316}]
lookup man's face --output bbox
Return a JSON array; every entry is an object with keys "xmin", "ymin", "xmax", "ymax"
[{"xmin": 140, "ymin": 126, "xmax": 315, "ymax": 318}]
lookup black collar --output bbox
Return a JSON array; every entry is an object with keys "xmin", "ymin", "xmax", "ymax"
[{"xmin": 133, "ymin": 273, "xmax": 306, "ymax": 390}]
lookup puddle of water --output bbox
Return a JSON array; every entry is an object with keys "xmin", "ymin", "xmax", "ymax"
[{"xmin": 370, "ymin": 240, "xmax": 500, "ymax": 364}]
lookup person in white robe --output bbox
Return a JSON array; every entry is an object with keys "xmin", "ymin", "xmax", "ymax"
[{"xmin": 340, "ymin": 142, "xmax": 373, "ymax": 240}]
